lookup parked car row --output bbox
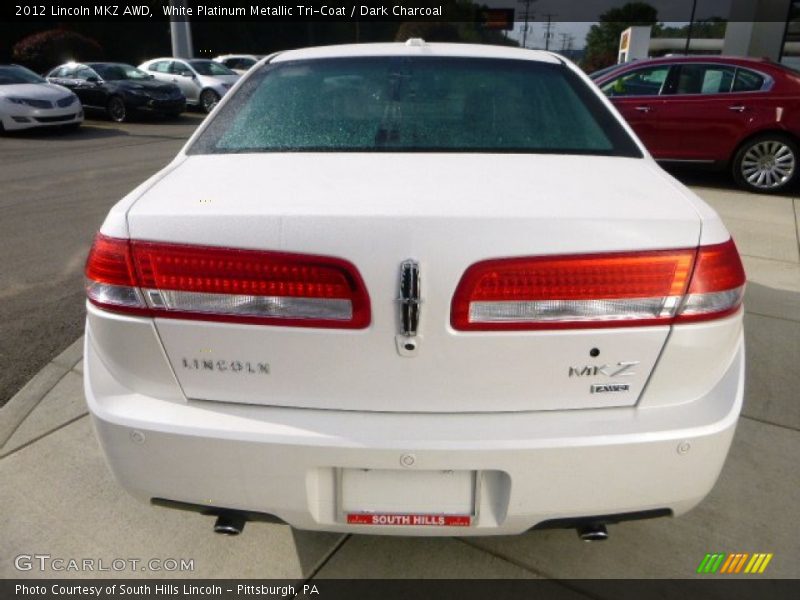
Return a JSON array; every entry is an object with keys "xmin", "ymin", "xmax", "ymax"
[
  {"xmin": 1, "ymin": 56, "xmax": 245, "ymax": 131},
  {"xmin": 6, "ymin": 51, "xmax": 800, "ymax": 194},
  {"xmin": 46, "ymin": 62, "xmax": 186, "ymax": 123}
]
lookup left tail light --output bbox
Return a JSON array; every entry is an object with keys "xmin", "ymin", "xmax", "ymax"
[{"xmin": 85, "ymin": 234, "xmax": 371, "ymax": 328}]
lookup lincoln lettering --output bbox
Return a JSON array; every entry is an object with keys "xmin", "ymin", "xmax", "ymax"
[{"xmin": 181, "ymin": 358, "xmax": 269, "ymax": 374}]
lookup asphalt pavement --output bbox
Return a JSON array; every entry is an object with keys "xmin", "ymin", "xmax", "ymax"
[{"xmin": 0, "ymin": 113, "xmax": 206, "ymax": 406}]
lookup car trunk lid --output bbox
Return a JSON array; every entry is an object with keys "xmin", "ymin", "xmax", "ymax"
[{"xmin": 125, "ymin": 153, "xmax": 701, "ymax": 413}]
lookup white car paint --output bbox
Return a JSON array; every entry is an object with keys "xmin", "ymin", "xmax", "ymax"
[
  {"xmin": 85, "ymin": 42, "xmax": 745, "ymax": 536},
  {"xmin": 0, "ymin": 81, "xmax": 83, "ymax": 131}
]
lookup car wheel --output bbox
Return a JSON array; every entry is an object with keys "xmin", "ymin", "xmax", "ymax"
[
  {"xmin": 107, "ymin": 96, "xmax": 127, "ymax": 123},
  {"xmin": 732, "ymin": 134, "xmax": 798, "ymax": 194},
  {"xmin": 200, "ymin": 89, "xmax": 220, "ymax": 113}
]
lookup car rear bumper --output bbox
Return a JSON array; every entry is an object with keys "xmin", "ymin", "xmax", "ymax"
[{"xmin": 84, "ymin": 315, "xmax": 744, "ymax": 536}]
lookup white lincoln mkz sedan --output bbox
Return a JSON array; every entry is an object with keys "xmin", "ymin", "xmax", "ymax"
[
  {"xmin": 84, "ymin": 41, "xmax": 746, "ymax": 539},
  {"xmin": 0, "ymin": 64, "xmax": 83, "ymax": 131}
]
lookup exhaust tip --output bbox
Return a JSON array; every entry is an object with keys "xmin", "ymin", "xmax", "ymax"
[
  {"xmin": 577, "ymin": 523, "xmax": 608, "ymax": 542},
  {"xmin": 214, "ymin": 513, "xmax": 246, "ymax": 535}
]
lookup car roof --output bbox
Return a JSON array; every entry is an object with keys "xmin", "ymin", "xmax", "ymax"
[
  {"xmin": 85, "ymin": 62, "xmax": 135, "ymax": 67},
  {"xmin": 598, "ymin": 55, "xmax": 774, "ymax": 73},
  {"xmin": 638, "ymin": 55, "xmax": 769, "ymax": 65},
  {"xmin": 592, "ymin": 55, "xmax": 783, "ymax": 83},
  {"xmin": 50, "ymin": 62, "xmax": 88, "ymax": 69},
  {"xmin": 272, "ymin": 41, "xmax": 563, "ymax": 65}
]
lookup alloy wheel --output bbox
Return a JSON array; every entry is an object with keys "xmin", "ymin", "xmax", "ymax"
[
  {"xmin": 740, "ymin": 140, "xmax": 796, "ymax": 190},
  {"xmin": 108, "ymin": 97, "xmax": 127, "ymax": 123},
  {"xmin": 200, "ymin": 90, "xmax": 219, "ymax": 113}
]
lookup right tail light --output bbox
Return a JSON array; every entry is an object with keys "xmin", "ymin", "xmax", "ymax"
[
  {"xmin": 675, "ymin": 238, "xmax": 746, "ymax": 323},
  {"xmin": 451, "ymin": 238, "xmax": 745, "ymax": 331}
]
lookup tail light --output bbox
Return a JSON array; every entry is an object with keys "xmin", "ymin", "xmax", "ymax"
[
  {"xmin": 451, "ymin": 239, "xmax": 745, "ymax": 331},
  {"xmin": 85, "ymin": 234, "xmax": 370, "ymax": 328}
]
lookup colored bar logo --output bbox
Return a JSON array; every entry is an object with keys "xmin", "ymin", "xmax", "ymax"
[{"xmin": 697, "ymin": 553, "xmax": 773, "ymax": 574}]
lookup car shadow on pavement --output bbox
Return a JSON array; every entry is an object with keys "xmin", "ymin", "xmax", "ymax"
[
  {"xmin": 1, "ymin": 124, "xmax": 130, "ymax": 141},
  {"xmin": 664, "ymin": 165, "xmax": 741, "ymax": 192}
]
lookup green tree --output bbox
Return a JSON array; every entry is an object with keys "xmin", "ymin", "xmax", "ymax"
[
  {"xmin": 653, "ymin": 18, "xmax": 727, "ymax": 39},
  {"xmin": 582, "ymin": 2, "xmax": 658, "ymax": 72}
]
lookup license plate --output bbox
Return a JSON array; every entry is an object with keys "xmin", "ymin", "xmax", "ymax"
[
  {"xmin": 338, "ymin": 468, "xmax": 476, "ymax": 526},
  {"xmin": 346, "ymin": 513, "xmax": 472, "ymax": 527}
]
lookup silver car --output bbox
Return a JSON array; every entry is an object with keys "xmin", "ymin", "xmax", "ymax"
[{"xmin": 138, "ymin": 58, "xmax": 239, "ymax": 112}]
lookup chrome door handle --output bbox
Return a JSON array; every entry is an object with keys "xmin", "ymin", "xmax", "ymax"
[
  {"xmin": 728, "ymin": 105, "xmax": 747, "ymax": 112},
  {"xmin": 634, "ymin": 106, "xmax": 651, "ymax": 113}
]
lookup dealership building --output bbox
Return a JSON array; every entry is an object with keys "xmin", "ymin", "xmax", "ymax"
[{"xmin": 618, "ymin": 0, "xmax": 800, "ymax": 67}]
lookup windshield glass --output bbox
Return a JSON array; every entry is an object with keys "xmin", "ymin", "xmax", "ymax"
[
  {"xmin": 189, "ymin": 60, "xmax": 235, "ymax": 76},
  {"xmin": 0, "ymin": 65, "xmax": 46, "ymax": 85},
  {"xmin": 89, "ymin": 64, "xmax": 151, "ymax": 81},
  {"xmin": 189, "ymin": 57, "xmax": 640, "ymax": 156}
]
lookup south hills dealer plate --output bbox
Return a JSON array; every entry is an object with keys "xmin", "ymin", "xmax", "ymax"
[
  {"xmin": 347, "ymin": 513, "xmax": 472, "ymax": 527},
  {"xmin": 338, "ymin": 468, "xmax": 477, "ymax": 527}
]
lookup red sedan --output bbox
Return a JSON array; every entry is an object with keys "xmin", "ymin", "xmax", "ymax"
[{"xmin": 594, "ymin": 56, "xmax": 800, "ymax": 193}]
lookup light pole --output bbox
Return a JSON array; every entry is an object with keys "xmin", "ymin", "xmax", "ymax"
[
  {"xmin": 542, "ymin": 13, "xmax": 555, "ymax": 51},
  {"xmin": 518, "ymin": 0, "xmax": 537, "ymax": 48},
  {"xmin": 169, "ymin": 0, "xmax": 193, "ymax": 58},
  {"xmin": 684, "ymin": 0, "xmax": 698, "ymax": 55}
]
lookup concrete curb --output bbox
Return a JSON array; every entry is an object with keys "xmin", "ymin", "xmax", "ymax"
[{"xmin": 0, "ymin": 336, "xmax": 83, "ymax": 450}]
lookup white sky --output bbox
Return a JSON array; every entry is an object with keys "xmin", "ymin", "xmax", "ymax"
[{"xmin": 507, "ymin": 22, "xmax": 700, "ymax": 51}]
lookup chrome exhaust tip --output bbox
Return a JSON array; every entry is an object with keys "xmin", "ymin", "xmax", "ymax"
[
  {"xmin": 214, "ymin": 513, "xmax": 246, "ymax": 535},
  {"xmin": 577, "ymin": 523, "xmax": 609, "ymax": 542}
]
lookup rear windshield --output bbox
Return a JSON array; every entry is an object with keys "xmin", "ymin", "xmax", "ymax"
[{"xmin": 188, "ymin": 56, "xmax": 641, "ymax": 157}]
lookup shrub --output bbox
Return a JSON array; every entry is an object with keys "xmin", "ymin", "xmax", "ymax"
[{"xmin": 12, "ymin": 29, "xmax": 104, "ymax": 74}]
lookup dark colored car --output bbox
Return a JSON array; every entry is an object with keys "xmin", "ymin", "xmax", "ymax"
[
  {"xmin": 594, "ymin": 55, "xmax": 800, "ymax": 193},
  {"xmin": 46, "ymin": 62, "xmax": 185, "ymax": 123}
]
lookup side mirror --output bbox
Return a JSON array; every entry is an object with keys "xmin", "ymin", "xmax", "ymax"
[
  {"xmin": 86, "ymin": 76, "xmax": 100, "ymax": 84},
  {"xmin": 183, "ymin": 72, "xmax": 196, "ymax": 79}
]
